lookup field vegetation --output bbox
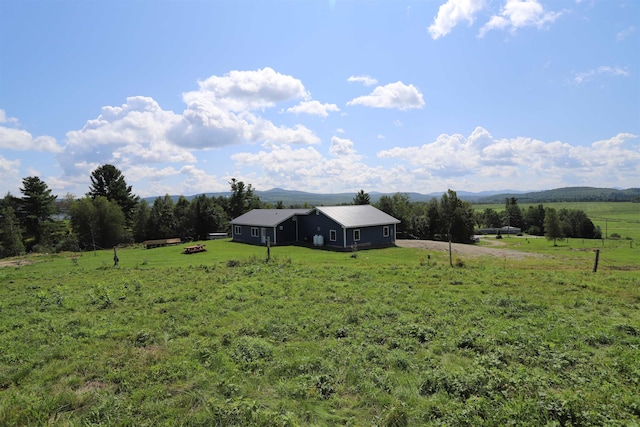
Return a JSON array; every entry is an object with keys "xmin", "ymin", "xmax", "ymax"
[
  {"xmin": 475, "ymin": 202, "xmax": 639, "ymax": 242},
  {"xmin": 1, "ymin": 235, "xmax": 638, "ymax": 426}
]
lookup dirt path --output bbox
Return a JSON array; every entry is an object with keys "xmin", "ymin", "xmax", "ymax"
[{"xmin": 395, "ymin": 239, "xmax": 543, "ymax": 260}]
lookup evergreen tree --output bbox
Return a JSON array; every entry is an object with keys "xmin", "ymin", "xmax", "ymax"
[
  {"xmin": 353, "ymin": 190, "xmax": 371, "ymax": 205},
  {"xmin": 0, "ymin": 207, "xmax": 25, "ymax": 257},
  {"xmin": 88, "ymin": 164, "xmax": 139, "ymax": 221},
  {"xmin": 19, "ymin": 176, "xmax": 57, "ymax": 246}
]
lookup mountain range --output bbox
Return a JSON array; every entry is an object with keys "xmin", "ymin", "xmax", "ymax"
[{"xmin": 144, "ymin": 187, "xmax": 640, "ymax": 206}]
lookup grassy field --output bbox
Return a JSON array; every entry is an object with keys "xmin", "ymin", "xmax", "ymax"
[
  {"xmin": 474, "ymin": 201, "xmax": 640, "ymax": 241},
  {"xmin": 1, "ymin": 239, "xmax": 639, "ymax": 426}
]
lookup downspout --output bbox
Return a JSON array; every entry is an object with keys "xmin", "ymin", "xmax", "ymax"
[
  {"xmin": 343, "ymin": 227, "xmax": 347, "ymax": 249},
  {"xmin": 273, "ymin": 226, "xmax": 277, "ymax": 245}
]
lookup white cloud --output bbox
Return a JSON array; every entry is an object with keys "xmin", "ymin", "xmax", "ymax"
[
  {"xmin": 347, "ymin": 75, "xmax": 379, "ymax": 86},
  {"xmin": 329, "ymin": 136, "xmax": 358, "ymax": 157},
  {"xmin": 428, "ymin": 0, "xmax": 486, "ymax": 39},
  {"xmin": 0, "ymin": 156, "xmax": 21, "ymax": 194},
  {"xmin": 231, "ymin": 142, "xmax": 391, "ymax": 193},
  {"xmin": 571, "ymin": 66, "xmax": 630, "ymax": 85},
  {"xmin": 196, "ymin": 67, "xmax": 309, "ymax": 111},
  {"xmin": 347, "ymin": 81, "xmax": 425, "ymax": 111},
  {"xmin": 616, "ymin": 26, "xmax": 635, "ymax": 41},
  {"xmin": 0, "ymin": 109, "xmax": 19, "ymax": 125},
  {"xmin": 377, "ymin": 127, "xmax": 640, "ymax": 187},
  {"xmin": 59, "ymin": 68, "xmax": 321, "ymax": 189},
  {"xmin": 479, "ymin": 0, "xmax": 562, "ymax": 37},
  {"xmin": 0, "ymin": 126, "xmax": 62, "ymax": 153},
  {"xmin": 287, "ymin": 100, "xmax": 340, "ymax": 117},
  {"xmin": 61, "ymin": 96, "xmax": 190, "ymax": 177},
  {"xmin": 172, "ymin": 68, "xmax": 319, "ymax": 148}
]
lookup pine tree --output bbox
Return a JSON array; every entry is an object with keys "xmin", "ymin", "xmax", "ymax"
[
  {"xmin": 19, "ymin": 176, "xmax": 57, "ymax": 246},
  {"xmin": 0, "ymin": 207, "xmax": 25, "ymax": 257}
]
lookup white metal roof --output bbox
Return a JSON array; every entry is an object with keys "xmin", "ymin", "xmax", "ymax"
[{"xmin": 315, "ymin": 205, "xmax": 400, "ymax": 228}]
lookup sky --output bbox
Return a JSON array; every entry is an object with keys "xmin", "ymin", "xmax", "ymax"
[{"xmin": 1, "ymin": 0, "xmax": 639, "ymax": 199}]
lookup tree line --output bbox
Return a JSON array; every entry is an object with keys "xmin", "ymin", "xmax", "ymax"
[
  {"xmin": 0, "ymin": 165, "xmax": 602, "ymax": 258},
  {"xmin": 0, "ymin": 166, "xmax": 261, "ymax": 257},
  {"xmin": 369, "ymin": 192, "xmax": 601, "ymax": 243}
]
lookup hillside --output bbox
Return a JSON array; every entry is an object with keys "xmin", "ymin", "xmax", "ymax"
[{"xmin": 477, "ymin": 187, "xmax": 640, "ymax": 204}]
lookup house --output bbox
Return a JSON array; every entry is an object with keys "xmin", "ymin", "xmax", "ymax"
[{"xmin": 230, "ymin": 205, "xmax": 400, "ymax": 250}]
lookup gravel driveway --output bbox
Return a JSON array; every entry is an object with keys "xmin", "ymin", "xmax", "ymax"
[{"xmin": 395, "ymin": 239, "xmax": 543, "ymax": 260}]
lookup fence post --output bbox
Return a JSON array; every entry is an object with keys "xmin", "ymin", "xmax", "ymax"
[
  {"xmin": 592, "ymin": 249, "xmax": 599, "ymax": 273},
  {"xmin": 266, "ymin": 236, "xmax": 271, "ymax": 262}
]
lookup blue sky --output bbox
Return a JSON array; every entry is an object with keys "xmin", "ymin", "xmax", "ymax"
[{"xmin": 1, "ymin": 0, "xmax": 638, "ymax": 198}]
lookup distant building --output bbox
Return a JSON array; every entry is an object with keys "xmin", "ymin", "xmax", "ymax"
[
  {"xmin": 230, "ymin": 205, "xmax": 400, "ymax": 251},
  {"xmin": 476, "ymin": 226, "xmax": 522, "ymax": 235}
]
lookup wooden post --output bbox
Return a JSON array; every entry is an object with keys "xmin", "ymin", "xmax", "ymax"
[
  {"xmin": 592, "ymin": 249, "xmax": 599, "ymax": 273},
  {"xmin": 113, "ymin": 246, "xmax": 119, "ymax": 267},
  {"xmin": 266, "ymin": 236, "xmax": 271, "ymax": 262}
]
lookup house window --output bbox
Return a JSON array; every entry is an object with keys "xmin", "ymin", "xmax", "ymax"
[
  {"xmin": 353, "ymin": 229, "xmax": 360, "ymax": 241},
  {"xmin": 330, "ymin": 230, "xmax": 337, "ymax": 241},
  {"xmin": 234, "ymin": 225, "xmax": 242, "ymax": 235},
  {"xmin": 383, "ymin": 226, "xmax": 389, "ymax": 237},
  {"xmin": 251, "ymin": 227, "xmax": 259, "ymax": 237}
]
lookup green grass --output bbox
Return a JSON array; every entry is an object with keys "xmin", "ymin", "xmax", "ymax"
[
  {"xmin": 1, "ymin": 240, "xmax": 639, "ymax": 425},
  {"xmin": 475, "ymin": 201, "xmax": 640, "ymax": 241}
]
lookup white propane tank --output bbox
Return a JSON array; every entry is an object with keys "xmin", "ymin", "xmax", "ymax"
[
  {"xmin": 313, "ymin": 235, "xmax": 319, "ymax": 246},
  {"xmin": 317, "ymin": 234, "xmax": 324, "ymax": 246}
]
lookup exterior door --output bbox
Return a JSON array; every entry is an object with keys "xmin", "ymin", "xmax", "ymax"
[{"xmin": 261, "ymin": 228, "xmax": 266, "ymax": 244}]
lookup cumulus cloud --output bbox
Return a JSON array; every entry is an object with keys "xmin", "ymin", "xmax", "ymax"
[
  {"xmin": 347, "ymin": 81, "xmax": 425, "ymax": 110},
  {"xmin": 0, "ymin": 155, "xmax": 21, "ymax": 193},
  {"xmin": 287, "ymin": 100, "xmax": 340, "ymax": 117},
  {"xmin": 58, "ymin": 68, "xmax": 322, "ymax": 190},
  {"xmin": 571, "ymin": 66, "xmax": 630, "ymax": 85},
  {"xmin": 172, "ymin": 67, "xmax": 319, "ymax": 148},
  {"xmin": 196, "ymin": 67, "xmax": 309, "ymax": 111},
  {"xmin": 479, "ymin": 0, "xmax": 562, "ymax": 37},
  {"xmin": 61, "ymin": 96, "xmax": 190, "ymax": 177},
  {"xmin": 428, "ymin": 0, "xmax": 485, "ymax": 39},
  {"xmin": 347, "ymin": 75, "xmax": 379, "ymax": 86},
  {"xmin": 231, "ymin": 141, "xmax": 390, "ymax": 193},
  {"xmin": 0, "ymin": 127, "xmax": 62, "ymax": 153},
  {"xmin": 377, "ymin": 127, "xmax": 640, "ymax": 187},
  {"xmin": 329, "ymin": 136, "xmax": 359, "ymax": 157}
]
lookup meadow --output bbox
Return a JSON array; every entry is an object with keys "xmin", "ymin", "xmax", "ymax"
[
  {"xmin": 1, "ymin": 233, "xmax": 639, "ymax": 425},
  {"xmin": 475, "ymin": 201, "xmax": 640, "ymax": 242}
]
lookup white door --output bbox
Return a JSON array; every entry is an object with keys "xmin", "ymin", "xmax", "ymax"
[{"xmin": 261, "ymin": 228, "xmax": 266, "ymax": 244}]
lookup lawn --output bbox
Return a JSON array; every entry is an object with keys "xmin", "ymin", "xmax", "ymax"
[{"xmin": 1, "ymin": 239, "xmax": 639, "ymax": 425}]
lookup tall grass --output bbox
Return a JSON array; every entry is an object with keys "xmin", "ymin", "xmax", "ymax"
[{"xmin": 1, "ymin": 240, "xmax": 638, "ymax": 425}]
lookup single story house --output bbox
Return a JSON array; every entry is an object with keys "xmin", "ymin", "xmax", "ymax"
[{"xmin": 230, "ymin": 205, "xmax": 400, "ymax": 250}]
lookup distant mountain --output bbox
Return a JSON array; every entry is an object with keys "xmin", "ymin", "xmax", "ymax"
[
  {"xmin": 476, "ymin": 187, "xmax": 640, "ymax": 204},
  {"xmin": 143, "ymin": 188, "xmax": 522, "ymax": 206},
  {"xmin": 142, "ymin": 187, "xmax": 639, "ymax": 206}
]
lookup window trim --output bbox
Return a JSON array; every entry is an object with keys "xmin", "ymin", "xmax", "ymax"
[
  {"xmin": 353, "ymin": 229, "xmax": 360, "ymax": 241},
  {"xmin": 251, "ymin": 227, "xmax": 259, "ymax": 237},
  {"xmin": 234, "ymin": 225, "xmax": 242, "ymax": 235},
  {"xmin": 329, "ymin": 229, "xmax": 337, "ymax": 241},
  {"xmin": 383, "ymin": 226, "xmax": 389, "ymax": 237}
]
